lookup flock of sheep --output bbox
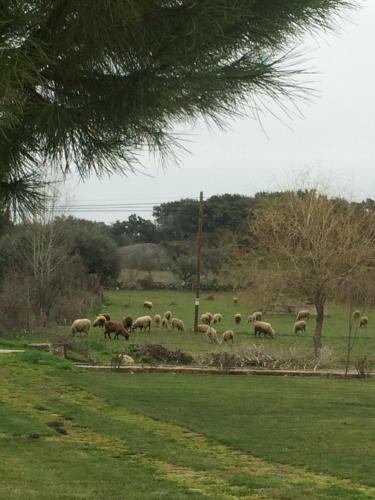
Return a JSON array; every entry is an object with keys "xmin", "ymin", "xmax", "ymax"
[{"xmin": 70, "ymin": 300, "xmax": 369, "ymax": 344}]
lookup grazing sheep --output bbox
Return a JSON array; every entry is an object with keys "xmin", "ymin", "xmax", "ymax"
[
  {"xmin": 99, "ymin": 313, "xmax": 111, "ymax": 321},
  {"xmin": 254, "ymin": 320, "xmax": 274, "ymax": 337},
  {"xmin": 201, "ymin": 313, "xmax": 210, "ymax": 325},
  {"xmin": 207, "ymin": 327, "xmax": 219, "ymax": 343},
  {"xmin": 297, "ymin": 310, "xmax": 311, "ymax": 321},
  {"xmin": 205, "ymin": 312, "xmax": 213, "ymax": 323},
  {"xmin": 132, "ymin": 315, "xmax": 152, "ymax": 332},
  {"xmin": 161, "ymin": 317, "xmax": 169, "ymax": 330},
  {"xmin": 197, "ymin": 324, "xmax": 210, "ymax": 333},
  {"xmin": 293, "ymin": 320, "xmax": 306, "ymax": 335},
  {"xmin": 248, "ymin": 311, "xmax": 262, "ymax": 323},
  {"xmin": 171, "ymin": 318, "xmax": 185, "ymax": 332},
  {"xmin": 153, "ymin": 314, "xmax": 161, "ymax": 327},
  {"xmin": 143, "ymin": 301, "xmax": 153, "ymax": 310},
  {"xmin": 93, "ymin": 315, "xmax": 106, "ymax": 328},
  {"xmin": 164, "ymin": 311, "xmax": 172, "ymax": 321},
  {"xmin": 122, "ymin": 315, "xmax": 133, "ymax": 330},
  {"xmin": 360, "ymin": 316, "xmax": 368, "ymax": 328},
  {"xmin": 234, "ymin": 313, "xmax": 242, "ymax": 325},
  {"xmin": 222, "ymin": 330, "xmax": 234, "ymax": 343},
  {"xmin": 233, "ymin": 297, "xmax": 238, "ymax": 305},
  {"xmin": 71, "ymin": 318, "xmax": 91, "ymax": 336},
  {"xmin": 104, "ymin": 321, "xmax": 129, "ymax": 340},
  {"xmin": 352, "ymin": 310, "xmax": 361, "ymax": 321},
  {"xmin": 212, "ymin": 313, "xmax": 222, "ymax": 324}
]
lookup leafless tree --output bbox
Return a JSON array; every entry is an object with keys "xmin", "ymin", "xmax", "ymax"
[{"xmin": 250, "ymin": 190, "xmax": 375, "ymax": 356}]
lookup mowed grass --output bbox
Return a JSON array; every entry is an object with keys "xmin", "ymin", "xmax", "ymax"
[
  {"xmin": 2, "ymin": 289, "xmax": 374, "ymax": 367},
  {"xmin": 1, "ymin": 354, "xmax": 375, "ymax": 499}
]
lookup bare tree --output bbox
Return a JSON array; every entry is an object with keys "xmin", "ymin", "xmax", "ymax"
[{"xmin": 250, "ymin": 190, "xmax": 375, "ymax": 356}]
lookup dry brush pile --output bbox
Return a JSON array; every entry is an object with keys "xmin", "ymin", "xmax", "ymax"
[{"xmin": 198, "ymin": 345, "xmax": 338, "ymax": 371}]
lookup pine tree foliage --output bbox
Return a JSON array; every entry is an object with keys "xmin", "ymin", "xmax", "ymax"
[{"xmin": 1, "ymin": 1, "xmax": 353, "ymax": 214}]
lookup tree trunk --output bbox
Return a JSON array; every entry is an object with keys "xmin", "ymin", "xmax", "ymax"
[{"xmin": 314, "ymin": 301, "xmax": 325, "ymax": 357}]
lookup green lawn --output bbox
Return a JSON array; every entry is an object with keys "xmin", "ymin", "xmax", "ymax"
[
  {"xmin": 1, "ymin": 289, "xmax": 374, "ymax": 368},
  {"xmin": 1, "ymin": 354, "xmax": 375, "ymax": 499}
]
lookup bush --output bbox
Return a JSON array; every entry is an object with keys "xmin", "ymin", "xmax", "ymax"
[{"xmin": 137, "ymin": 344, "xmax": 194, "ymax": 365}]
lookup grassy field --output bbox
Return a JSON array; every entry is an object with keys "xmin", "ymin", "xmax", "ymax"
[
  {"xmin": 1, "ymin": 353, "xmax": 375, "ymax": 499},
  {"xmin": 1, "ymin": 289, "xmax": 374, "ymax": 368}
]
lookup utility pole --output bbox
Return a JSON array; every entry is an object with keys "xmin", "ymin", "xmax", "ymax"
[{"xmin": 194, "ymin": 191, "xmax": 204, "ymax": 332}]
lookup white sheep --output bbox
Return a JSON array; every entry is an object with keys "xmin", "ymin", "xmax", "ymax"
[
  {"xmin": 143, "ymin": 301, "xmax": 153, "ymax": 310},
  {"xmin": 222, "ymin": 330, "xmax": 234, "ymax": 343},
  {"xmin": 71, "ymin": 318, "xmax": 91, "ymax": 336},
  {"xmin": 352, "ymin": 310, "xmax": 361, "ymax": 321},
  {"xmin": 234, "ymin": 313, "xmax": 242, "ymax": 325},
  {"xmin": 197, "ymin": 324, "xmax": 210, "ymax": 333},
  {"xmin": 201, "ymin": 313, "xmax": 210, "ymax": 325},
  {"xmin": 93, "ymin": 315, "xmax": 106, "ymax": 328},
  {"xmin": 254, "ymin": 320, "xmax": 274, "ymax": 337},
  {"xmin": 153, "ymin": 314, "xmax": 161, "ymax": 327},
  {"xmin": 205, "ymin": 312, "xmax": 213, "ymax": 323},
  {"xmin": 212, "ymin": 313, "xmax": 222, "ymax": 324},
  {"xmin": 164, "ymin": 310, "xmax": 172, "ymax": 321},
  {"xmin": 161, "ymin": 317, "xmax": 169, "ymax": 330},
  {"xmin": 132, "ymin": 315, "xmax": 152, "ymax": 332},
  {"xmin": 171, "ymin": 318, "xmax": 185, "ymax": 332},
  {"xmin": 297, "ymin": 310, "xmax": 311, "ymax": 321},
  {"xmin": 360, "ymin": 316, "xmax": 368, "ymax": 328},
  {"xmin": 207, "ymin": 327, "xmax": 219, "ymax": 343},
  {"xmin": 248, "ymin": 311, "xmax": 262, "ymax": 323},
  {"xmin": 293, "ymin": 320, "xmax": 306, "ymax": 335}
]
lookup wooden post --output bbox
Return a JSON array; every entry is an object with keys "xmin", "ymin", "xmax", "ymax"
[{"xmin": 194, "ymin": 191, "xmax": 204, "ymax": 332}]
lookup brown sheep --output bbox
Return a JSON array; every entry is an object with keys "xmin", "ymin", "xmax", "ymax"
[
  {"xmin": 104, "ymin": 321, "xmax": 129, "ymax": 340},
  {"xmin": 122, "ymin": 315, "xmax": 133, "ymax": 330}
]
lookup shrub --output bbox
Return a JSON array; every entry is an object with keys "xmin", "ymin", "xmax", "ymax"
[{"xmin": 137, "ymin": 344, "xmax": 194, "ymax": 365}]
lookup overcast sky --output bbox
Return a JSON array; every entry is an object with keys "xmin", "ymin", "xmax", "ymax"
[{"xmin": 62, "ymin": 2, "xmax": 375, "ymax": 223}]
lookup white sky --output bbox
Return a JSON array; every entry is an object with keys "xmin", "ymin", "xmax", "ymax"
[{"xmin": 63, "ymin": 2, "xmax": 375, "ymax": 223}]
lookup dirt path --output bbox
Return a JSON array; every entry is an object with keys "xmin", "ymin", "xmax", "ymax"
[
  {"xmin": 0, "ymin": 349, "xmax": 25, "ymax": 354},
  {"xmin": 76, "ymin": 363, "xmax": 371, "ymax": 378}
]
